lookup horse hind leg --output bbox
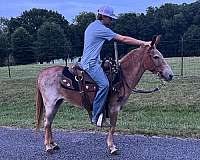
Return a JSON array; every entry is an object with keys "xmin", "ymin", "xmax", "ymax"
[{"xmin": 44, "ymin": 99, "xmax": 63, "ymax": 153}]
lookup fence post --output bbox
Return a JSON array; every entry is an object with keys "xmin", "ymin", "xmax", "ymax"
[
  {"xmin": 181, "ymin": 37, "xmax": 184, "ymax": 76},
  {"xmin": 7, "ymin": 49, "xmax": 11, "ymax": 78}
]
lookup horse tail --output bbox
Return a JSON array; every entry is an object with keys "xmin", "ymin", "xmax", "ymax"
[{"xmin": 35, "ymin": 85, "xmax": 44, "ymax": 132}]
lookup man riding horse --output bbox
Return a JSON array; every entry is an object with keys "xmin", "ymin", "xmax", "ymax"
[
  {"xmin": 78, "ymin": 6, "xmax": 151, "ymax": 127},
  {"xmin": 35, "ymin": 6, "xmax": 173, "ymax": 154}
]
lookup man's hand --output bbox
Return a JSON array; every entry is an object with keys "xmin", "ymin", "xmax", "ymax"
[{"xmin": 141, "ymin": 41, "xmax": 151, "ymax": 47}]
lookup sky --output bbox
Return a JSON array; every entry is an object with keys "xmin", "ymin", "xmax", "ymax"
[{"xmin": 0, "ymin": 0, "xmax": 197, "ymax": 23}]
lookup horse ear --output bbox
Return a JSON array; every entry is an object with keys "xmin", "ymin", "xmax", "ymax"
[
  {"xmin": 150, "ymin": 35, "xmax": 161, "ymax": 47},
  {"xmin": 150, "ymin": 35, "xmax": 157, "ymax": 47},
  {"xmin": 155, "ymin": 35, "xmax": 161, "ymax": 45}
]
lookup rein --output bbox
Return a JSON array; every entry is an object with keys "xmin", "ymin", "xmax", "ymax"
[{"xmin": 132, "ymin": 77, "xmax": 166, "ymax": 94}]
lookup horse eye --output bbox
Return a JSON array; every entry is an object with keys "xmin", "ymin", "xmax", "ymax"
[{"xmin": 153, "ymin": 55, "xmax": 159, "ymax": 59}]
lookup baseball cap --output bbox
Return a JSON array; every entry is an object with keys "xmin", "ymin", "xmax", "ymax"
[{"xmin": 97, "ymin": 6, "xmax": 117, "ymax": 19}]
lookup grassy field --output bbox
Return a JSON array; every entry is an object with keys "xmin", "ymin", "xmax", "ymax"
[{"xmin": 0, "ymin": 57, "xmax": 200, "ymax": 138}]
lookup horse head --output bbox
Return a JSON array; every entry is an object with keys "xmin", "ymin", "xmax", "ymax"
[{"xmin": 143, "ymin": 35, "xmax": 173, "ymax": 81}]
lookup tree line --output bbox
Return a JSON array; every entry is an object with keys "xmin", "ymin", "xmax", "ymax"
[{"xmin": 0, "ymin": 1, "xmax": 200, "ymax": 66}]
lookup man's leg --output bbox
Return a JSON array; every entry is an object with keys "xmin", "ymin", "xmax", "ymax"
[{"xmin": 86, "ymin": 65, "xmax": 109, "ymax": 124}]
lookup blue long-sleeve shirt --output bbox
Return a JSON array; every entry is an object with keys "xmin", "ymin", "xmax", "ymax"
[{"xmin": 79, "ymin": 20, "xmax": 117, "ymax": 70}]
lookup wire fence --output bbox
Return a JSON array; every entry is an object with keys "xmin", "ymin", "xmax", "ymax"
[{"xmin": 1, "ymin": 39, "xmax": 200, "ymax": 78}]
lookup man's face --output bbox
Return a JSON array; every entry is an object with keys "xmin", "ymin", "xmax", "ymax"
[{"xmin": 102, "ymin": 15, "xmax": 113, "ymax": 26}]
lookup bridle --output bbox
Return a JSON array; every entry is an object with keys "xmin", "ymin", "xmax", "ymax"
[{"xmin": 132, "ymin": 46, "xmax": 166, "ymax": 94}]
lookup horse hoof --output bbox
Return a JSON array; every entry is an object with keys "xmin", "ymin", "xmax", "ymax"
[
  {"xmin": 110, "ymin": 148, "xmax": 119, "ymax": 155},
  {"xmin": 51, "ymin": 143, "xmax": 60, "ymax": 150},
  {"xmin": 109, "ymin": 146, "xmax": 119, "ymax": 155},
  {"xmin": 46, "ymin": 145, "xmax": 54, "ymax": 154},
  {"xmin": 53, "ymin": 145, "xmax": 60, "ymax": 150},
  {"xmin": 46, "ymin": 148, "xmax": 54, "ymax": 154}
]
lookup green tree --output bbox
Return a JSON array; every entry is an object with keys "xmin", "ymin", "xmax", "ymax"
[
  {"xmin": 183, "ymin": 25, "xmax": 200, "ymax": 56},
  {"xmin": 0, "ymin": 17, "xmax": 9, "ymax": 32},
  {"xmin": 156, "ymin": 3, "xmax": 180, "ymax": 20},
  {"xmin": 11, "ymin": 27, "xmax": 34, "ymax": 65},
  {"xmin": 113, "ymin": 13, "xmax": 139, "ymax": 57},
  {"xmin": 8, "ymin": 8, "xmax": 70, "ymax": 41},
  {"xmin": 36, "ymin": 22, "xmax": 70, "ymax": 63},
  {"xmin": 7, "ymin": 17, "xmax": 22, "ymax": 34},
  {"xmin": 0, "ymin": 32, "xmax": 10, "ymax": 66},
  {"xmin": 114, "ymin": 13, "xmax": 138, "ymax": 36},
  {"xmin": 144, "ymin": 7, "xmax": 164, "ymax": 38},
  {"xmin": 3, "ymin": 1, "xmax": 200, "ymax": 60},
  {"xmin": 181, "ymin": 1, "xmax": 200, "ymax": 26},
  {"xmin": 70, "ymin": 12, "xmax": 96, "ymax": 58}
]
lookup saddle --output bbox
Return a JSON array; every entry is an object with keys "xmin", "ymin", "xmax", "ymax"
[
  {"xmin": 60, "ymin": 58, "xmax": 123, "ymax": 117},
  {"xmin": 61, "ymin": 65, "xmax": 97, "ymax": 92}
]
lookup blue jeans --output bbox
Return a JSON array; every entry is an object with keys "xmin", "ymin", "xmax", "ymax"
[{"xmin": 85, "ymin": 63, "xmax": 109, "ymax": 123}]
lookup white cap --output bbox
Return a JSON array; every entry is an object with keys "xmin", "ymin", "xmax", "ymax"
[{"xmin": 97, "ymin": 6, "xmax": 117, "ymax": 19}]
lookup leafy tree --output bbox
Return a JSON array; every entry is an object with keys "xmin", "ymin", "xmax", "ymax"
[
  {"xmin": 68, "ymin": 24, "xmax": 83, "ymax": 58},
  {"xmin": 73, "ymin": 12, "xmax": 96, "ymax": 29},
  {"xmin": 156, "ymin": 3, "xmax": 180, "ymax": 20},
  {"xmin": 36, "ymin": 22, "xmax": 71, "ymax": 63},
  {"xmin": 144, "ymin": 7, "xmax": 164, "ymax": 38},
  {"xmin": 181, "ymin": 1, "xmax": 200, "ymax": 26},
  {"xmin": 8, "ymin": 8, "xmax": 70, "ymax": 41},
  {"xmin": 0, "ymin": 17, "xmax": 9, "ymax": 32},
  {"xmin": 0, "ymin": 32, "xmax": 10, "ymax": 66},
  {"xmin": 3, "ymin": 1, "xmax": 200, "ymax": 60},
  {"xmin": 184, "ymin": 25, "xmax": 200, "ymax": 40},
  {"xmin": 114, "ymin": 13, "xmax": 138, "ymax": 36},
  {"xmin": 11, "ymin": 27, "xmax": 34, "ymax": 65},
  {"xmin": 137, "ymin": 12, "xmax": 158, "ymax": 40},
  {"xmin": 70, "ymin": 12, "xmax": 96, "ymax": 58},
  {"xmin": 7, "ymin": 17, "xmax": 22, "ymax": 34},
  {"xmin": 183, "ymin": 25, "xmax": 200, "ymax": 56},
  {"xmin": 112, "ymin": 13, "xmax": 139, "ymax": 56},
  {"xmin": 162, "ymin": 12, "xmax": 188, "ymax": 41}
]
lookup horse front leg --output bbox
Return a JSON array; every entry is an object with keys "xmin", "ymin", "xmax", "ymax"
[{"xmin": 107, "ymin": 111, "xmax": 118, "ymax": 154}]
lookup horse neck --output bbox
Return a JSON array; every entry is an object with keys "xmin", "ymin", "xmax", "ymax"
[{"xmin": 120, "ymin": 48, "xmax": 147, "ymax": 89}]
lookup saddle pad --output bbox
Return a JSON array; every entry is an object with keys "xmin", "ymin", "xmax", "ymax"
[
  {"xmin": 61, "ymin": 66, "xmax": 79, "ymax": 91},
  {"xmin": 61, "ymin": 66, "xmax": 97, "ymax": 92}
]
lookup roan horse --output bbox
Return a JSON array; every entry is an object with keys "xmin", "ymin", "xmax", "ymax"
[{"xmin": 36, "ymin": 35, "xmax": 173, "ymax": 154}]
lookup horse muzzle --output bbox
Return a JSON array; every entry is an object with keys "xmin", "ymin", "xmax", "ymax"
[{"xmin": 159, "ymin": 66, "xmax": 174, "ymax": 81}]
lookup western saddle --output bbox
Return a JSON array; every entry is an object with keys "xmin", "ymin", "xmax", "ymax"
[{"xmin": 60, "ymin": 57, "xmax": 123, "ymax": 118}]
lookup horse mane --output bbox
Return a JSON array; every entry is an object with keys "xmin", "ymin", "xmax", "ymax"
[{"xmin": 119, "ymin": 46, "xmax": 148, "ymax": 64}]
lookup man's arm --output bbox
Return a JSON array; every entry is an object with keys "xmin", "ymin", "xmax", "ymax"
[{"xmin": 113, "ymin": 34, "xmax": 150, "ymax": 46}]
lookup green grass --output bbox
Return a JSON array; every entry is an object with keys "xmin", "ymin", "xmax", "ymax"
[
  {"xmin": 0, "ymin": 58, "xmax": 200, "ymax": 138},
  {"xmin": 166, "ymin": 57, "xmax": 200, "ymax": 76}
]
